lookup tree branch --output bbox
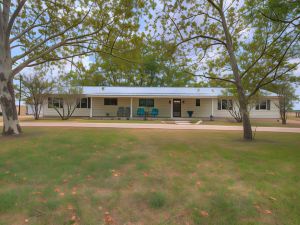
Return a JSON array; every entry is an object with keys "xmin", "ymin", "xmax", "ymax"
[
  {"xmin": 261, "ymin": 11, "xmax": 300, "ymax": 27},
  {"xmin": 207, "ymin": 0, "xmax": 221, "ymax": 12},
  {"xmin": 176, "ymin": 34, "xmax": 226, "ymax": 47},
  {"xmin": 184, "ymin": 70, "xmax": 236, "ymax": 84},
  {"xmin": 12, "ymin": 4, "xmax": 95, "ymax": 64},
  {"xmin": 248, "ymin": 31, "xmax": 300, "ymax": 98},
  {"xmin": 249, "ymin": 64, "xmax": 299, "ymax": 98},
  {"xmin": 241, "ymin": 22, "xmax": 294, "ymax": 79},
  {"xmin": 7, "ymin": 0, "xmax": 27, "ymax": 35},
  {"xmin": 9, "ymin": 8, "xmax": 50, "ymax": 43}
]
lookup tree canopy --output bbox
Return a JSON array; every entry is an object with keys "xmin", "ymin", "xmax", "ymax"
[{"xmin": 63, "ymin": 38, "xmax": 197, "ymax": 87}]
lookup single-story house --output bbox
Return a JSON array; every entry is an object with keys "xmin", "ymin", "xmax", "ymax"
[{"xmin": 41, "ymin": 86, "xmax": 280, "ymax": 119}]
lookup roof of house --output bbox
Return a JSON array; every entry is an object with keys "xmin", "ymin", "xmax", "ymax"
[{"xmin": 78, "ymin": 86, "xmax": 277, "ymax": 97}]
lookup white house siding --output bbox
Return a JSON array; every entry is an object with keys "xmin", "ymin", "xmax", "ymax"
[
  {"xmin": 213, "ymin": 98, "xmax": 280, "ymax": 119},
  {"xmin": 41, "ymin": 97, "xmax": 280, "ymax": 119},
  {"xmin": 249, "ymin": 98, "xmax": 280, "ymax": 119},
  {"xmin": 92, "ymin": 97, "xmax": 131, "ymax": 117},
  {"xmin": 42, "ymin": 99, "xmax": 90, "ymax": 117},
  {"xmin": 180, "ymin": 98, "xmax": 213, "ymax": 118}
]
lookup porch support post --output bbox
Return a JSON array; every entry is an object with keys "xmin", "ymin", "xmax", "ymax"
[
  {"xmin": 90, "ymin": 97, "xmax": 93, "ymax": 118},
  {"xmin": 130, "ymin": 97, "xmax": 133, "ymax": 118},
  {"xmin": 211, "ymin": 98, "xmax": 214, "ymax": 116},
  {"xmin": 170, "ymin": 98, "xmax": 173, "ymax": 118}
]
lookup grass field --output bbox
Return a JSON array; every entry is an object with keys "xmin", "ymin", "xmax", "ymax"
[{"xmin": 0, "ymin": 128, "xmax": 300, "ymax": 225}]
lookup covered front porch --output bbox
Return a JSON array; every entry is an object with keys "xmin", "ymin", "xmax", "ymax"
[{"xmin": 88, "ymin": 97, "xmax": 216, "ymax": 119}]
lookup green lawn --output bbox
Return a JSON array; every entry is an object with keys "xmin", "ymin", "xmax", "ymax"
[{"xmin": 0, "ymin": 128, "xmax": 300, "ymax": 225}]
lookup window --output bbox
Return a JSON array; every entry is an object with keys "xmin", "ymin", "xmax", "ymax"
[
  {"xmin": 218, "ymin": 99, "xmax": 233, "ymax": 110},
  {"xmin": 77, "ymin": 98, "xmax": 91, "ymax": 108},
  {"xmin": 196, "ymin": 99, "xmax": 200, "ymax": 106},
  {"xmin": 48, "ymin": 97, "xmax": 63, "ymax": 108},
  {"xmin": 256, "ymin": 100, "xmax": 270, "ymax": 110},
  {"xmin": 139, "ymin": 99, "xmax": 154, "ymax": 107},
  {"xmin": 104, "ymin": 98, "xmax": 118, "ymax": 106}
]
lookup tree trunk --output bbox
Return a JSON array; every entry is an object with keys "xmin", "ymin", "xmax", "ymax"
[
  {"xmin": 34, "ymin": 104, "xmax": 40, "ymax": 120},
  {"xmin": 0, "ymin": 78, "xmax": 22, "ymax": 135},
  {"xmin": 240, "ymin": 102, "xmax": 253, "ymax": 140},
  {"xmin": 219, "ymin": 9, "xmax": 253, "ymax": 140},
  {"xmin": 281, "ymin": 110, "xmax": 287, "ymax": 124},
  {"xmin": 0, "ymin": 29, "xmax": 22, "ymax": 135},
  {"xmin": 282, "ymin": 118, "xmax": 287, "ymax": 125}
]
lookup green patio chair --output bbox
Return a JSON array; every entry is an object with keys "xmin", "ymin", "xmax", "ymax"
[
  {"xmin": 151, "ymin": 108, "xmax": 159, "ymax": 118},
  {"xmin": 137, "ymin": 108, "xmax": 145, "ymax": 117}
]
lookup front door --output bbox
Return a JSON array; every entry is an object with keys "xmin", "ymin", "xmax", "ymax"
[{"xmin": 173, "ymin": 99, "xmax": 181, "ymax": 117}]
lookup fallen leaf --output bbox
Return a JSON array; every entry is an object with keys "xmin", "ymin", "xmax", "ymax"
[
  {"xmin": 143, "ymin": 172, "xmax": 149, "ymax": 177},
  {"xmin": 263, "ymin": 210, "xmax": 272, "ymax": 215},
  {"xmin": 104, "ymin": 212, "xmax": 114, "ymax": 224},
  {"xmin": 200, "ymin": 210, "xmax": 209, "ymax": 217},
  {"xmin": 72, "ymin": 187, "xmax": 77, "ymax": 195},
  {"xmin": 269, "ymin": 196, "xmax": 277, "ymax": 201},
  {"xmin": 196, "ymin": 181, "xmax": 202, "ymax": 187},
  {"xmin": 71, "ymin": 215, "xmax": 77, "ymax": 221},
  {"xmin": 111, "ymin": 170, "xmax": 121, "ymax": 177}
]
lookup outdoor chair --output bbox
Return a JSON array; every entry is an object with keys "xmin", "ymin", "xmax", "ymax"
[
  {"xmin": 124, "ymin": 107, "xmax": 131, "ymax": 118},
  {"xmin": 137, "ymin": 108, "xmax": 145, "ymax": 117},
  {"xmin": 151, "ymin": 108, "xmax": 159, "ymax": 118},
  {"xmin": 117, "ymin": 107, "xmax": 125, "ymax": 117}
]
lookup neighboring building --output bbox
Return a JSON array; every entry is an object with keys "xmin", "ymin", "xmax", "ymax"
[{"xmin": 40, "ymin": 86, "xmax": 280, "ymax": 119}]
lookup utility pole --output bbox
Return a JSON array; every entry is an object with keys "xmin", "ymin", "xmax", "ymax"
[{"xmin": 18, "ymin": 75, "xmax": 22, "ymax": 116}]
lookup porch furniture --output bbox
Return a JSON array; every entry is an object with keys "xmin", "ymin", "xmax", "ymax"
[
  {"xmin": 137, "ymin": 107, "xmax": 145, "ymax": 117},
  {"xmin": 151, "ymin": 108, "xmax": 159, "ymax": 117},
  {"xmin": 124, "ymin": 107, "xmax": 131, "ymax": 118},
  {"xmin": 117, "ymin": 107, "xmax": 125, "ymax": 117},
  {"xmin": 187, "ymin": 111, "xmax": 193, "ymax": 118}
]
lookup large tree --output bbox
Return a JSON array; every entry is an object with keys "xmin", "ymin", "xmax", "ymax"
[
  {"xmin": 63, "ymin": 38, "xmax": 196, "ymax": 87},
  {"xmin": 0, "ymin": 0, "xmax": 146, "ymax": 135},
  {"xmin": 152, "ymin": 0, "xmax": 299, "ymax": 140}
]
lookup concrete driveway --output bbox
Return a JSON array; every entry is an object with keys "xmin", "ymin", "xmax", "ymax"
[{"xmin": 0, "ymin": 121, "xmax": 298, "ymax": 133}]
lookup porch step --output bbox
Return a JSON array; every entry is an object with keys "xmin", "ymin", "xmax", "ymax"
[{"xmin": 175, "ymin": 121, "xmax": 192, "ymax": 125}]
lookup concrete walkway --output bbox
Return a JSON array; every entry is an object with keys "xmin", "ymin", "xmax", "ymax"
[{"xmin": 2, "ymin": 121, "xmax": 298, "ymax": 133}]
